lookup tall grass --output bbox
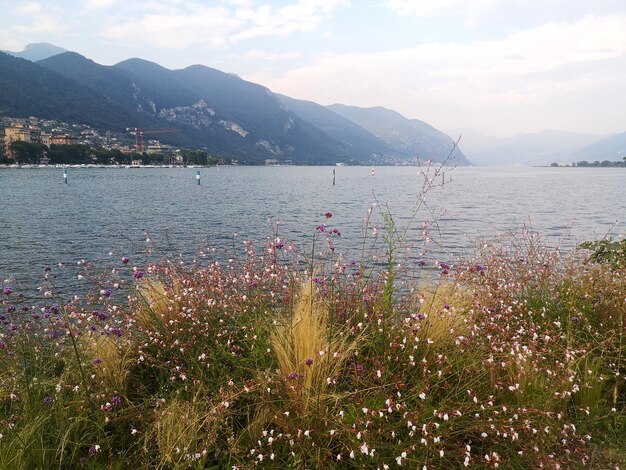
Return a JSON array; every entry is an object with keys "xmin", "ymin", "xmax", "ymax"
[{"xmin": 1, "ymin": 223, "xmax": 625, "ymax": 467}]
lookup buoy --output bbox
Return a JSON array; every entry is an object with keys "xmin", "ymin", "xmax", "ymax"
[
  {"xmin": 371, "ymin": 166, "xmax": 375, "ymax": 177},
  {"xmin": 196, "ymin": 170, "xmax": 200, "ymax": 185},
  {"xmin": 63, "ymin": 168, "xmax": 68, "ymax": 184}
]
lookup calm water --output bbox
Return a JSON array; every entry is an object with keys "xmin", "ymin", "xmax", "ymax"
[{"xmin": 1, "ymin": 166, "xmax": 625, "ymax": 287}]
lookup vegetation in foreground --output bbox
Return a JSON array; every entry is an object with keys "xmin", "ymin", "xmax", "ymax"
[{"xmin": 1, "ymin": 218, "xmax": 625, "ymax": 469}]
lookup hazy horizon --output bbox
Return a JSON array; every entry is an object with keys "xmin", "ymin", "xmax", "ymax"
[{"xmin": 1, "ymin": 0, "xmax": 626, "ymax": 138}]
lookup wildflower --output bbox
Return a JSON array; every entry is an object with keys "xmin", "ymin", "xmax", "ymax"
[
  {"xmin": 92, "ymin": 358, "xmax": 102, "ymax": 365},
  {"xmin": 133, "ymin": 270, "xmax": 144, "ymax": 279},
  {"xmin": 360, "ymin": 442, "xmax": 369, "ymax": 455},
  {"xmin": 325, "ymin": 211, "xmax": 333, "ymax": 218},
  {"xmin": 417, "ymin": 259, "xmax": 427, "ymax": 266},
  {"xmin": 100, "ymin": 289, "xmax": 112, "ymax": 298},
  {"xmin": 315, "ymin": 224, "xmax": 326, "ymax": 232},
  {"xmin": 6, "ymin": 305, "xmax": 15, "ymax": 313},
  {"xmin": 305, "ymin": 358, "xmax": 314, "ymax": 366},
  {"xmin": 287, "ymin": 371, "xmax": 299, "ymax": 380},
  {"xmin": 121, "ymin": 256, "xmax": 129, "ymax": 264},
  {"xmin": 3, "ymin": 286, "xmax": 12, "ymax": 295},
  {"xmin": 43, "ymin": 396, "xmax": 54, "ymax": 405},
  {"xmin": 44, "ymin": 265, "xmax": 52, "ymax": 272}
]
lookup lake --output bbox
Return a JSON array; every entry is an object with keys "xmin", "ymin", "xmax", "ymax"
[{"xmin": 1, "ymin": 165, "xmax": 625, "ymax": 289}]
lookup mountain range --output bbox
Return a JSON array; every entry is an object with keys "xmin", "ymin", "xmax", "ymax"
[
  {"xmin": 0, "ymin": 43, "xmax": 468, "ymax": 165},
  {"xmin": 448, "ymin": 129, "xmax": 626, "ymax": 166}
]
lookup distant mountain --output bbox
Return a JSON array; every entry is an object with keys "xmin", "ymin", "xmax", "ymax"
[
  {"xmin": 0, "ymin": 52, "xmax": 147, "ymax": 131},
  {"xmin": 328, "ymin": 104, "xmax": 470, "ymax": 165},
  {"xmin": 277, "ymin": 95, "xmax": 399, "ymax": 161},
  {"xmin": 35, "ymin": 53, "xmax": 352, "ymax": 164},
  {"xmin": 2, "ymin": 49, "xmax": 477, "ymax": 165},
  {"xmin": 573, "ymin": 132, "xmax": 626, "ymax": 162},
  {"xmin": 452, "ymin": 129, "xmax": 607, "ymax": 166},
  {"xmin": 2, "ymin": 43, "xmax": 67, "ymax": 61}
]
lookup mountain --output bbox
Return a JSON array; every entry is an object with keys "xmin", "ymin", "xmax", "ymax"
[
  {"xmin": 452, "ymin": 129, "xmax": 606, "ymax": 166},
  {"xmin": 328, "ymin": 104, "xmax": 470, "ymax": 165},
  {"xmin": 3, "ymin": 49, "xmax": 476, "ymax": 165},
  {"xmin": 0, "ymin": 52, "xmax": 147, "ymax": 131},
  {"xmin": 277, "ymin": 95, "xmax": 399, "ymax": 160},
  {"xmin": 2, "ymin": 43, "xmax": 67, "ymax": 61},
  {"xmin": 35, "ymin": 53, "xmax": 352, "ymax": 164},
  {"xmin": 573, "ymin": 132, "xmax": 626, "ymax": 162}
]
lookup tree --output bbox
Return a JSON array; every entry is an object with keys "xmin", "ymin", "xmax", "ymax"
[{"xmin": 10, "ymin": 141, "xmax": 46, "ymax": 164}]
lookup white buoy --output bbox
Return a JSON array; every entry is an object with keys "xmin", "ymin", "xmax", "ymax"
[
  {"xmin": 63, "ymin": 168, "xmax": 68, "ymax": 184},
  {"xmin": 196, "ymin": 170, "xmax": 200, "ymax": 185}
]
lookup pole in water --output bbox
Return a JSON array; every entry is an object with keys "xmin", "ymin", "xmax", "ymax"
[
  {"xmin": 196, "ymin": 170, "xmax": 201, "ymax": 185},
  {"xmin": 332, "ymin": 168, "xmax": 336, "ymax": 186},
  {"xmin": 63, "ymin": 168, "xmax": 68, "ymax": 184}
]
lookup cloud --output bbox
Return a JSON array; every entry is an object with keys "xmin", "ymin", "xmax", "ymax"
[
  {"xmin": 244, "ymin": 49, "xmax": 301, "ymax": 61},
  {"xmin": 15, "ymin": 1, "xmax": 42, "ymax": 15},
  {"xmin": 82, "ymin": 0, "xmax": 120, "ymax": 9},
  {"xmin": 100, "ymin": 0, "xmax": 349, "ymax": 49},
  {"xmin": 247, "ymin": 14, "xmax": 626, "ymax": 135}
]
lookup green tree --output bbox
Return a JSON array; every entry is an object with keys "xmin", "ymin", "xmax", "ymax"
[{"xmin": 10, "ymin": 141, "xmax": 46, "ymax": 164}]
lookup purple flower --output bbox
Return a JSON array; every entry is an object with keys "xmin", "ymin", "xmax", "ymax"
[
  {"xmin": 92, "ymin": 358, "xmax": 103, "ymax": 365},
  {"xmin": 110, "ymin": 327, "xmax": 123, "ymax": 337},
  {"xmin": 111, "ymin": 395, "xmax": 122, "ymax": 406},
  {"xmin": 287, "ymin": 371, "xmax": 299, "ymax": 380},
  {"xmin": 43, "ymin": 396, "xmax": 54, "ymax": 405},
  {"xmin": 363, "ymin": 296, "xmax": 371, "ymax": 303},
  {"xmin": 21, "ymin": 306, "xmax": 30, "ymax": 312},
  {"xmin": 44, "ymin": 266, "xmax": 52, "ymax": 272},
  {"xmin": 572, "ymin": 316, "xmax": 580, "ymax": 324},
  {"xmin": 325, "ymin": 211, "xmax": 333, "ymax": 219},
  {"xmin": 439, "ymin": 262, "xmax": 451, "ymax": 271},
  {"xmin": 92, "ymin": 310, "xmax": 107, "ymax": 321},
  {"xmin": 331, "ymin": 228, "xmax": 341, "ymax": 236},
  {"xmin": 101, "ymin": 289, "xmax": 112, "ymax": 298},
  {"xmin": 50, "ymin": 305, "xmax": 59, "ymax": 314},
  {"xmin": 121, "ymin": 257, "xmax": 129, "ymax": 265},
  {"xmin": 275, "ymin": 240, "xmax": 285, "ymax": 249},
  {"xmin": 305, "ymin": 358, "xmax": 314, "ymax": 366},
  {"xmin": 315, "ymin": 225, "xmax": 326, "ymax": 232},
  {"xmin": 417, "ymin": 313, "xmax": 425, "ymax": 320},
  {"xmin": 3, "ymin": 286, "xmax": 12, "ymax": 295},
  {"xmin": 88, "ymin": 447, "xmax": 97, "ymax": 457},
  {"xmin": 133, "ymin": 270, "xmax": 144, "ymax": 280},
  {"xmin": 6, "ymin": 305, "xmax": 15, "ymax": 313},
  {"xmin": 417, "ymin": 259, "xmax": 427, "ymax": 267}
]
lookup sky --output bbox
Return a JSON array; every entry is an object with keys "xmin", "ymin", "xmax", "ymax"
[{"xmin": 1, "ymin": 0, "xmax": 626, "ymax": 138}]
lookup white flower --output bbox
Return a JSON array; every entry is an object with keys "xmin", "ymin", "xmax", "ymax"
[
  {"xmin": 419, "ymin": 392, "xmax": 426, "ymax": 400},
  {"xmin": 360, "ymin": 443, "xmax": 369, "ymax": 455}
]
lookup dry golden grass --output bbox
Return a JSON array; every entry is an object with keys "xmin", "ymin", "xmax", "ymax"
[
  {"xmin": 80, "ymin": 332, "xmax": 130, "ymax": 391},
  {"xmin": 270, "ymin": 280, "xmax": 358, "ymax": 415},
  {"xmin": 150, "ymin": 398, "xmax": 219, "ymax": 467},
  {"xmin": 134, "ymin": 278, "xmax": 177, "ymax": 331},
  {"xmin": 415, "ymin": 280, "xmax": 472, "ymax": 345}
]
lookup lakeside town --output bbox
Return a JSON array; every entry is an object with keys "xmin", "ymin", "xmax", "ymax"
[{"xmin": 0, "ymin": 115, "xmax": 283, "ymax": 167}]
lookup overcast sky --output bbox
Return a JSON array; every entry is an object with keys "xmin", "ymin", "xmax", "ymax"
[{"xmin": 1, "ymin": 0, "xmax": 625, "ymax": 137}]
